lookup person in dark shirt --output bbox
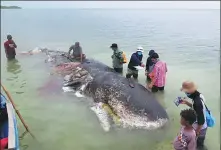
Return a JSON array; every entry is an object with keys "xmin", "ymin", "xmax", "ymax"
[
  {"xmin": 145, "ymin": 49, "xmax": 155, "ymax": 81},
  {"xmin": 180, "ymin": 81, "xmax": 208, "ymax": 150},
  {"xmin": 4, "ymin": 35, "xmax": 17, "ymax": 60},
  {"xmin": 126, "ymin": 46, "xmax": 145, "ymax": 80}
]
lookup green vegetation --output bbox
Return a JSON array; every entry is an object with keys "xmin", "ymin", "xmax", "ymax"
[{"xmin": 1, "ymin": 5, "xmax": 21, "ymax": 9}]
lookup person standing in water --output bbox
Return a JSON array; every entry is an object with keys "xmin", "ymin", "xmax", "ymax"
[
  {"xmin": 110, "ymin": 43, "xmax": 124, "ymax": 74},
  {"xmin": 147, "ymin": 52, "xmax": 167, "ymax": 92},
  {"xmin": 68, "ymin": 42, "xmax": 85, "ymax": 62},
  {"xmin": 126, "ymin": 46, "xmax": 145, "ymax": 80},
  {"xmin": 180, "ymin": 81, "xmax": 208, "ymax": 150},
  {"xmin": 145, "ymin": 49, "xmax": 155, "ymax": 81},
  {"xmin": 4, "ymin": 35, "xmax": 17, "ymax": 60}
]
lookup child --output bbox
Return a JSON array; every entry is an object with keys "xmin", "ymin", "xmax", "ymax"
[{"xmin": 173, "ymin": 109, "xmax": 197, "ymax": 150}]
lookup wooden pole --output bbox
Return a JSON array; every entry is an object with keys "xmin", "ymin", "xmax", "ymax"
[{"xmin": 1, "ymin": 83, "xmax": 35, "ymax": 139}]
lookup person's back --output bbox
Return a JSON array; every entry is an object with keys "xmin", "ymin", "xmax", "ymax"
[{"xmin": 152, "ymin": 60, "xmax": 167, "ymax": 87}]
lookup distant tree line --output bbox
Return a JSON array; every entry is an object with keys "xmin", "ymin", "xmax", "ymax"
[{"xmin": 1, "ymin": 5, "xmax": 21, "ymax": 9}]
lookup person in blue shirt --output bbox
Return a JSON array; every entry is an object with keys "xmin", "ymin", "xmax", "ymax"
[{"xmin": 126, "ymin": 46, "xmax": 145, "ymax": 80}]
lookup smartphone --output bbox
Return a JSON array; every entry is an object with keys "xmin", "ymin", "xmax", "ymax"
[{"xmin": 174, "ymin": 97, "xmax": 183, "ymax": 106}]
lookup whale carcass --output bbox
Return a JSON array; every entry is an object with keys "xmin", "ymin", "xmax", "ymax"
[{"xmin": 43, "ymin": 50, "xmax": 169, "ymax": 130}]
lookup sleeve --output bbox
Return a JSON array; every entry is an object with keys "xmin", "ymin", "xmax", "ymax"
[
  {"xmin": 194, "ymin": 99, "xmax": 205, "ymax": 125},
  {"xmin": 4, "ymin": 42, "xmax": 8, "ymax": 49},
  {"xmin": 131, "ymin": 54, "xmax": 141, "ymax": 66},
  {"xmin": 12, "ymin": 40, "xmax": 17, "ymax": 48},
  {"xmin": 146, "ymin": 58, "xmax": 150, "ymax": 71},
  {"xmin": 187, "ymin": 136, "xmax": 196, "ymax": 150}
]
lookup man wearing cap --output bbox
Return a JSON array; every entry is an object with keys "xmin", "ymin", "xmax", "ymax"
[
  {"xmin": 180, "ymin": 81, "xmax": 208, "ymax": 150},
  {"xmin": 147, "ymin": 52, "xmax": 167, "ymax": 92},
  {"xmin": 145, "ymin": 49, "xmax": 155, "ymax": 81},
  {"xmin": 4, "ymin": 35, "xmax": 17, "ymax": 60},
  {"xmin": 68, "ymin": 42, "xmax": 85, "ymax": 63},
  {"xmin": 110, "ymin": 43, "xmax": 124, "ymax": 73},
  {"xmin": 126, "ymin": 46, "xmax": 145, "ymax": 80}
]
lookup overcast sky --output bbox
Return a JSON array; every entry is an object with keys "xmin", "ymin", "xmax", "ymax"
[{"xmin": 1, "ymin": 1, "xmax": 220, "ymax": 9}]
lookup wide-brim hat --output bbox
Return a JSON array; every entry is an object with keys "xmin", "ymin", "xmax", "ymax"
[{"xmin": 180, "ymin": 81, "xmax": 197, "ymax": 93}]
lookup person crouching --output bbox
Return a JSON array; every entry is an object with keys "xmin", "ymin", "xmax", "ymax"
[
  {"xmin": 147, "ymin": 52, "xmax": 167, "ymax": 92},
  {"xmin": 126, "ymin": 46, "xmax": 145, "ymax": 80}
]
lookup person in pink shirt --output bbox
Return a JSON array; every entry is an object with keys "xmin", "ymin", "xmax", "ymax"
[{"xmin": 147, "ymin": 52, "xmax": 167, "ymax": 93}]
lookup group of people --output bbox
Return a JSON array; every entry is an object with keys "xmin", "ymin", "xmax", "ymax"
[
  {"xmin": 110, "ymin": 43, "xmax": 167, "ymax": 92},
  {"xmin": 109, "ymin": 43, "xmax": 209, "ymax": 150},
  {"xmin": 3, "ymin": 35, "xmax": 210, "ymax": 150}
]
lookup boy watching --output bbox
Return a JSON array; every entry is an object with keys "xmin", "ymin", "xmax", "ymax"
[{"xmin": 173, "ymin": 109, "xmax": 197, "ymax": 150}]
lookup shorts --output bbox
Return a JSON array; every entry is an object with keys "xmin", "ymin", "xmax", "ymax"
[
  {"xmin": 126, "ymin": 68, "xmax": 138, "ymax": 79},
  {"xmin": 151, "ymin": 85, "xmax": 164, "ymax": 93},
  {"xmin": 73, "ymin": 54, "xmax": 86, "ymax": 59},
  {"xmin": 114, "ymin": 68, "xmax": 123, "ymax": 74}
]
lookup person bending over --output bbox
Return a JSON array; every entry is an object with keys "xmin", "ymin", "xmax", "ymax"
[
  {"xmin": 126, "ymin": 46, "xmax": 145, "ymax": 80},
  {"xmin": 68, "ymin": 42, "xmax": 85, "ymax": 62},
  {"xmin": 147, "ymin": 52, "xmax": 167, "ymax": 93}
]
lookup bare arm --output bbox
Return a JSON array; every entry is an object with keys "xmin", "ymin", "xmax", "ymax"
[
  {"xmin": 80, "ymin": 47, "xmax": 83, "ymax": 62},
  {"xmin": 68, "ymin": 45, "xmax": 73, "ymax": 56},
  {"xmin": 184, "ymin": 101, "xmax": 193, "ymax": 108}
]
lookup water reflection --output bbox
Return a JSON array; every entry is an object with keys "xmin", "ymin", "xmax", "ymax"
[
  {"xmin": 5, "ymin": 58, "xmax": 25, "ymax": 94},
  {"xmin": 6, "ymin": 58, "xmax": 22, "ymax": 74}
]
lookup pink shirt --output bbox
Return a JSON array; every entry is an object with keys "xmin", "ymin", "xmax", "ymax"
[{"xmin": 152, "ymin": 60, "xmax": 167, "ymax": 87}]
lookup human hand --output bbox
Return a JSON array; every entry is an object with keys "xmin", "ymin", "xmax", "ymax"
[
  {"xmin": 145, "ymin": 71, "xmax": 148, "ymax": 76},
  {"xmin": 148, "ymin": 83, "xmax": 153, "ymax": 89},
  {"xmin": 180, "ymin": 99, "xmax": 188, "ymax": 105},
  {"xmin": 141, "ymin": 63, "xmax": 145, "ymax": 67}
]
